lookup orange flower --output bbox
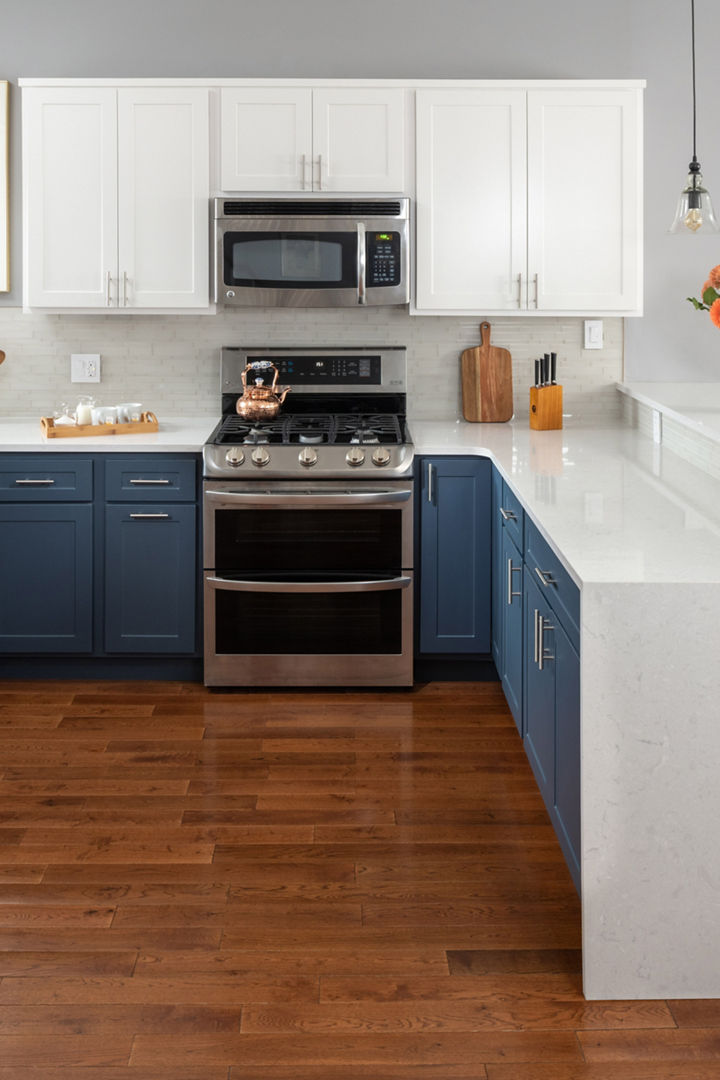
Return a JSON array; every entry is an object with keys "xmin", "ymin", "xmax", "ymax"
[
  {"xmin": 702, "ymin": 279, "xmax": 713, "ymax": 296},
  {"xmin": 710, "ymin": 298, "xmax": 720, "ymax": 328},
  {"xmin": 709, "ymin": 265, "xmax": 720, "ymax": 290}
]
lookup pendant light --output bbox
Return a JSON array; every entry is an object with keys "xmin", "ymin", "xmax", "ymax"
[{"xmin": 670, "ymin": 0, "xmax": 719, "ymax": 233}]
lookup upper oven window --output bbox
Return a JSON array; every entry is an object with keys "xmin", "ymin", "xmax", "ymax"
[
  {"xmin": 223, "ymin": 232, "xmax": 357, "ymax": 289},
  {"xmin": 213, "ymin": 507, "xmax": 403, "ymax": 576}
]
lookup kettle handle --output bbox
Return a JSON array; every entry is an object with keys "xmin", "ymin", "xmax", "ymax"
[{"xmin": 245, "ymin": 361, "xmax": 279, "ymax": 389}]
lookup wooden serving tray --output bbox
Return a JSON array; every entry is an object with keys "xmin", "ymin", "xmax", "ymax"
[{"xmin": 41, "ymin": 412, "xmax": 158, "ymax": 438}]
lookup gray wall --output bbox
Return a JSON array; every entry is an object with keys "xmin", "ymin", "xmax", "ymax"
[{"xmin": 1, "ymin": 0, "xmax": 718, "ymax": 380}]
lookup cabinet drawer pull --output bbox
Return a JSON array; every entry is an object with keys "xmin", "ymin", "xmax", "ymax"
[
  {"xmin": 533, "ymin": 607, "xmax": 539, "ymax": 664},
  {"xmin": 427, "ymin": 462, "xmax": 434, "ymax": 504},
  {"xmin": 499, "ymin": 507, "xmax": 517, "ymax": 522},
  {"xmin": 129, "ymin": 479, "xmax": 172, "ymax": 485},
  {"xmin": 15, "ymin": 478, "xmax": 55, "ymax": 485},
  {"xmin": 534, "ymin": 566, "xmax": 556, "ymax": 588},
  {"xmin": 507, "ymin": 558, "xmax": 522, "ymax": 605},
  {"xmin": 129, "ymin": 513, "xmax": 171, "ymax": 520}
]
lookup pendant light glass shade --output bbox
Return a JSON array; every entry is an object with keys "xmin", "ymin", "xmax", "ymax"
[
  {"xmin": 669, "ymin": 161, "xmax": 719, "ymax": 233},
  {"xmin": 670, "ymin": 0, "xmax": 719, "ymax": 233}
]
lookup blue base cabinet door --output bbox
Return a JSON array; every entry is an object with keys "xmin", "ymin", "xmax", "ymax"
[
  {"xmin": 104, "ymin": 504, "xmax": 196, "ymax": 653},
  {"xmin": 500, "ymin": 527, "xmax": 523, "ymax": 733},
  {"xmin": 419, "ymin": 457, "xmax": 491, "ymax": 654},
  {"xmin": 491, "ymin": 467, "xmax": 503, "ymax": 670},
  {"xmin": 0, "ymin": 504, "xmax": 93, "ymax": 653},
  {"xmin": 523, "ymin": 571, "xmax": 556, "ymax": 807}
]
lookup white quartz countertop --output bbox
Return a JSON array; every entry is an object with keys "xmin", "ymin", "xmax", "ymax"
[
  {"xmin": 0, "ymin": 416, "xmax": 218, "ymax": 453},
  {"xmin": 617, "ymin": 381, "xmax": 720, "ymax": 443},
  {"xmin": 412, "ymin": 417, "xmax": 720, "ymax": 586}
]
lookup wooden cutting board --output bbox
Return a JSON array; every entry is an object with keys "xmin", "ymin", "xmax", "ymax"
[{"xmin": 460, "ymin": 321, "xmax": 513, "ymax": 422}]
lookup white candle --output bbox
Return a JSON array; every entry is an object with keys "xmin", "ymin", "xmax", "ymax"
[{"xmin": 76, "ymin": 402, "xmax": 93, "ymax": 425}]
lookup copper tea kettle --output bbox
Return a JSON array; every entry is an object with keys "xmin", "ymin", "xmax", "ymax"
[{"xmin": 235, "ymin": 361, "xmax": 291, "ymax": 423}]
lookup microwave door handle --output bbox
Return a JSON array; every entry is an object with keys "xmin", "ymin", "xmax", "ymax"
[{"xmin": 357, "ymin": 222, "xmax": 367, "ymax": 305}]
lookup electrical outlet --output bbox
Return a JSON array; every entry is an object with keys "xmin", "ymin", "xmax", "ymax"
[
  {"xmin": 584, "ymin": 320, "xmax": 603, "ymax": 350},
  {"xmin": 70, "ymin": 353, "xmax": 101, "ymax": 383}
]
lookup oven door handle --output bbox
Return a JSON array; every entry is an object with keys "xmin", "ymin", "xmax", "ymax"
[
  {"xmin": 204, "ymin": 489, "xmax": 412, "ymax": 506},
  {"xmin": 206, "ymin": 575, "xmax": 412, "ymax": 594}
]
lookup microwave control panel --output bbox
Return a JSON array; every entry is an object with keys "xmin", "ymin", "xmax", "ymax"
[{"xmin": 366, "ymin": 232, "xmax": 401, "ymax": 287}]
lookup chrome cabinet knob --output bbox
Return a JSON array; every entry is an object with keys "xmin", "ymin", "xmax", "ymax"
[
  {"xmin": 345, "ymin": 447, "xmax": 365, "ymax": 467},
  {"xmin": 298, "ymin": 447, "xmax": 318, "ymax": 467},
  {"xmin": 250, "ymin": 447, "xmax": 271, "ymax": 467},
  {"xmin": 225, "ymin": 447, "xmax": 245, "ymax": 468},
  {"xmin": 372, "ymin": 447, "xmax": 391, "ymax": 467}
]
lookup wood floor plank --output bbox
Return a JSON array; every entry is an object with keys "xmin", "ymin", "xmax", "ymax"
[
  {"xmin": 579, "ymin": 1028, "xmax": 720, "ymax": 1061},
  {"xmin": 488, "ymin": 1068, "xmax": 720, "ymax": 1080},
  {"xmin": 228, "ymin": 1069, "xmax": 490, "ymax": 1080},
  {"xmin": 0, "ymin": 904, "xmax": 115, "ymax": 927},
  {"xmin": 0, "ymin": 974, "xmax": 318, "ymax": 1005},
  {"xmin": 0, "ymin": 1070, "xmax": 229, "ymax": 1080},
  {"xmin": 129, "ymin": 1030, "xmax": 584, "ymax": 1066},
  {"xmin": 669, "ymin": 1000, "xmax": 720, "ymax": 1027},
  {"xmin": 447, "ymin": 949, "xmax": 582, "ymax": 975},
  {"xmin": 0, "ymin": 951, "xmax": 138, "ymax": 976},
  {"xmin": 0, "ymin": 1004, "xmax": 243, "ymax": 1033},
  {"xmin": 132, "ymin": 948, "xmax": 450, "ymax": 977},
  {"xmin": 0, "ymin": 1034, "xmax": 133, "ymax": 1066}
]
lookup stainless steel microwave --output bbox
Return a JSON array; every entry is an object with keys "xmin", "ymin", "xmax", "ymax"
[{"xmin": 213, "ymin": 197, "xmax": 410, "ymax": 308}]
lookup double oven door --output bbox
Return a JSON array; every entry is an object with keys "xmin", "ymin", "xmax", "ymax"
[{"xmin": 203, "ymin": 480, "xmax": 413, "ymax": 687}]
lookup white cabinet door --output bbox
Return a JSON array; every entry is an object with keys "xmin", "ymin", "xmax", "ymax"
[
  {"xmin": 118, "ymin": 88, "xmax": 209, "ymax": 308},
  {"xmin": 312, "ymin": 89, "xmax": 405, "ymax": 192},
  {"xmin": 24, "ymin": 87, "xmax": 118, "ymax": 307},
  {"xmin": 527, "ymin": 89, "xmax": 642, "ymax": 312},
  {"xmin": 415, "ymin": 90, "xmax": 527, "ymax": 311},
  {"xmin": 220, "ymin": 88, "xmax": 312, "ymax": 191}
]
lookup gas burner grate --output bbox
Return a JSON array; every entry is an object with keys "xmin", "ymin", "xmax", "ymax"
[{"xmin": 334, "ymin": 414, "xmax": 403, "ymax": 446}]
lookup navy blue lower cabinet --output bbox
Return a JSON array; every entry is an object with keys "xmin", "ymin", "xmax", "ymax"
[
  {"xmin": 104, "ymin": 504, "xmax": 196, "ymax": 653},
  {"xmin": 523, "ymin": 571, "xmax": 556, "ymax": 807},
  {"xmin": 491, "ymin": 467, "xmax": 503, "ymax": 670},
  {"xmin": 418, "ymin": 456, "xmax": 491, "ymax": 654},
  {"xmin": 500, "ymin": 527, "xmax": 523, "ymax": 734},
  {"xmin": 524, "ymin": 569, "xmax": 581, "ymax": 891},
  {"xmin": 0, "ymin": 504, "xmax": 93, "ymax": 653}
]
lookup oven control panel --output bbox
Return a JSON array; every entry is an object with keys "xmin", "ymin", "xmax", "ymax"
[{"xmin": 244, "ymin": 354, "xmax": 382, "ymax": 385}]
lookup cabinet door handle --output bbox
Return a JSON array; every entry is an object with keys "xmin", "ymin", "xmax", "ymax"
[
  {"xmin": 517, "ymin": 272, "xmax": 523, "ymax": 307},
  {"xmin": 499, "ymin": 507, "xmax": 517, "ymax": 522},
  {"xmin": 538, "ymin": 614, "xmax": 555, "ymax": 671},
  {"xmin": 106, "ymin": 270, "xmax": 113, "ymax": 307},
  {"xmin": 533, "ymin": 607, "xmax": 539, "ymax": 664},
  {"xmin": 427, "ymin": 462, "xmax": 434, "ymax": 504},
  {"xmin": 316, "ymin": 153, "xmax": 323, "ymax": 190},
  {"xmin": 507, "ymin": 558, "xmax": 522, "ymax": 605},
  {"xmin": 300, "ymin": 153, "xmax": 307, "ymax": 190},
  {"xmin": 129, "ymin": 478, "xmax": 171, "ymax": 485},
  {"xmin": 15, "ymin": 478, "xmax": 55, "ymax": 485},
  {"xmin": 533, "ymin": 272, "xmax": 539, "ymax": 309},
  {"xmin": 534, "ymin": 566, "xmax": 556, "ymax": 588},
  {"xmin": 122, "ymin": 270, "xmax": 129, "ymax": 307},
  {"xmin": 129, "ymin": 513, "xmax": 171, "ymax": 520}
]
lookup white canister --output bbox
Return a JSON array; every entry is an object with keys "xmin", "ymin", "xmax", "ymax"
[
  {"xmin": 117, "ymin": 403, "xmax": 144, "ymax": 422},
  {"xmin": 76, "ymin": 399, "xmax": 94, "ymax": 425}
]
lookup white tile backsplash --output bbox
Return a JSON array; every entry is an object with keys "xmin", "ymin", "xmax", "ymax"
[{"xmin": 0, "ymin": 307, "xmax": 624, "ymax": 421}]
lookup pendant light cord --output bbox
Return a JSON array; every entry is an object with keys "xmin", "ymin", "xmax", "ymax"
[{"xmin": 691, "ymin": 0, "xmax": 697, "ymax": 162}]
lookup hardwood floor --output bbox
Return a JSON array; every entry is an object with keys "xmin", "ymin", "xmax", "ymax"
[{"xmin": 0, "ymin": 679, "xmax": 715, "ymax": 1077}]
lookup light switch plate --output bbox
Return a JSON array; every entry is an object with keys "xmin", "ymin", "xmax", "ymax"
[
  {"xmin": 71, "ymin": 353, "xmax": 101, "ymax": 383},
  {"xmin": 584, "ymin": 320, "xmax": 603, "ymax": 350}
]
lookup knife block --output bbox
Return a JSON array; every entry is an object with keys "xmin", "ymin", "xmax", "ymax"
[{"xmin": 529, "ymin": 385, "xmax": 563, "ymax": 430}]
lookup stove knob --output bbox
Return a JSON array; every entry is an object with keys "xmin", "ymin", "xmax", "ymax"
[
  {"xmin": 250, "ymin": 447, "xmax": 271, "ymax": 468},
  {"xmin": 345, "ymin": 447, "xmax": 366, "ymax": 467},
  {"xmin": 224, "ymin": 447, "xmax": 245, "ymax": 468},
  {"xmin": 298, "ymin": 447, "xmax": 318, "ymax": 468},
  {"xmin": 226, "ymin": 289, "xmax": 236, "ymax": 298},
  {"xmin": 372, "ymin": 447, "xmax": 392, "ymax": 467}
]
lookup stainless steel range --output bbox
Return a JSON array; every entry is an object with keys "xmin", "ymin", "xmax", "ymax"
[{"xmin": 202, "ymin": 346, "xmax": 414, "ymax": 688}]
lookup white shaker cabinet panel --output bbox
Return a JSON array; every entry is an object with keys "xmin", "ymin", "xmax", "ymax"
[
  {"xmin": 23, "ymin": 88, "xmax": 118, "ymax": 308},
  {"xmin": 118, "ymin": 89, "xmax": 209, "ymax": 308},
  {"xmin": 415, "ymin": 90, "xmax": 527, "ymax": 311},
  {"xmin": 312, "ymin": 89, "xmax": 405, "ymax": 192},
  {"xmin": 220, "ymin": 88, "xmax": 312, "ymax": 191},
  {"xmin": 527, "ymin": 89, "xmax": 642, "ymax": 312}
]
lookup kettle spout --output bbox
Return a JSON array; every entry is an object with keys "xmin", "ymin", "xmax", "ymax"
[{"xmin": 278, "ymin": 387, "xmax": 292, "ymax": 404}]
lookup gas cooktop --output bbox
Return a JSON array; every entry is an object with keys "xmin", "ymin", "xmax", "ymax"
[{"xmin": 203, "ymin": 346, "xmax": 414, "ymax": 480}]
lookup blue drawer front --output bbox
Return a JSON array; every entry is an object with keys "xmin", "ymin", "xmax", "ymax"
[
  {"xmin": 104, "ymin": 458, "xmax": 196, "ymax": 502},
  {"xmin": 499, "ymin": 480, "xmax": 524, "ymax": 553},
  {"xmin": 525, "ymin": 519, "xmax": 580, "ymax": 650},
  {"xmin": 0, "ymin": 456, "xmax": 93, "ymax": 501}
]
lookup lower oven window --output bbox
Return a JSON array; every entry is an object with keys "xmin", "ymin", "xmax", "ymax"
[{"xmin": 215, "ymin": 583, "xmax": 402, "ymax": 655}]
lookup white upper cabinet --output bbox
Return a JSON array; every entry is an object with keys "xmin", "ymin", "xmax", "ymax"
[
  {"xmin": 527, "ymin": 89, "xmax": 641, "ymax": 313},
  {"xmin": 416, "ymin": 90, "xmax": 527, "ymax": 311},
  {"xmin": 415, "ymin": 84, "xmax": 643, "ymax": 315},
  {"xmin": 23, "ymin": 86, "xmax": 209, "ymax": 310},
  {"xmin": 220, "ymin": 87, "xmax": 406, "ymax": 193}
]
